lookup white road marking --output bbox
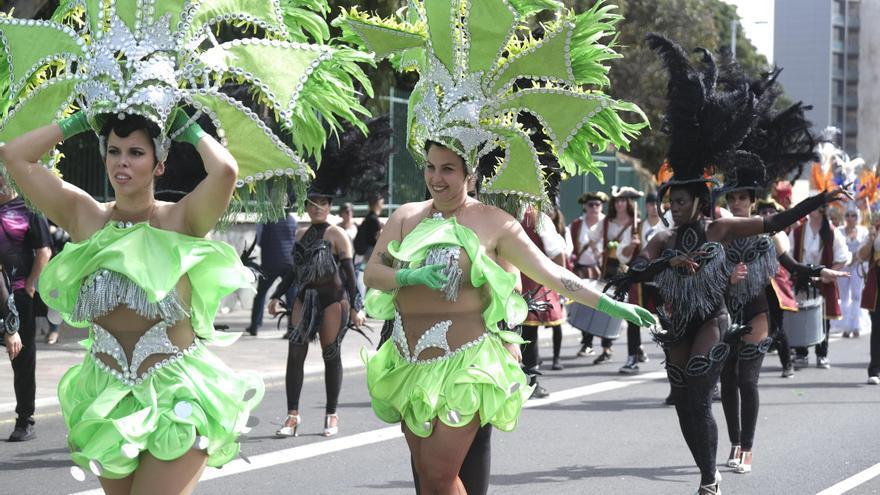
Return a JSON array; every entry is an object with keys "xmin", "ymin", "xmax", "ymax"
[
  {"xmin": 816, "ymin": 462, "xmax": 880, "ymax": 495},
  {"xmin": 68, "ymin": 371, "xmax": 667, "ymax": 494}
]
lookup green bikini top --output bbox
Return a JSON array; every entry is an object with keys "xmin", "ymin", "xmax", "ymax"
[
  {"xmin": 39, "ymin": 221, "xmax": 252, "ymax": 345},
  {"xmin": 365, "ymin": 215, "xmax": 527, "ymax": 343}
]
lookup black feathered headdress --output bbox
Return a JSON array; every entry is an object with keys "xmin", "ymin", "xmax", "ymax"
[
  {"xmin": 646, "ymin": 33, "xmax": 759, "ymax": 203},
  {"xmin": 716, "ymin": 64, "xmax": 817, "ymax": 197}
]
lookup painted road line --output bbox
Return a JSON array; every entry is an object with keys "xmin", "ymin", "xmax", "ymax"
[
  {"xmin": 68, "ymin": 372, "xmax": 667, "ymax": 494},
  {"xmin": 816, "ymin": 462, "xmax": 880, "ymax": 495}
]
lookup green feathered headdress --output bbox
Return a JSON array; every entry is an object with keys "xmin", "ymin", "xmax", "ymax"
[
  {"xmin": 0, "ymin": 0, "xmax": 374, "ymax": 222},
  {"xmin": 336, "ymin": 0, "xmax": 646, "ymax": 214}
]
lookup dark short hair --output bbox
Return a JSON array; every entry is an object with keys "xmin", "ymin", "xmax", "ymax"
[{"xmin": 100, "ymin": 114, "xmax": 160, "ymax": 141}]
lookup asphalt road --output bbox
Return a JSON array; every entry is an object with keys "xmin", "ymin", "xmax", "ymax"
[{"xmin": 1, "ymin": 317, "xmax": 879, "ymax": 495}]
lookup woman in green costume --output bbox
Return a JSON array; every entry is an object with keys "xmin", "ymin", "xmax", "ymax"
[
  {"xmin": 340, "ymin": 1, "xmax": 653, "ymax": 491},
  {"xmin": 0, "ymin": 1, "xmax": 373, "ymax": 493},
  {"xmin": 1, "ymin": 109, "xmax": 256, "ymax": 494}
]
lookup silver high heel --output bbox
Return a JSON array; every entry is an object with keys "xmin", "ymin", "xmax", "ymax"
[
  {"xmin": 323, "ymin": 413, "xmax": 339, "ymax": 437},
  {"xmin": 726, "ymin": 445, "xmax": 742, "ymax": 468},
  {"xmin": 275, "ymin": 414, "xmax": 301, "ymax": 437},
  {"xmin": 696, "ymin": 470, "xmax": 722, "ymax": 495},
  {"xmin": 735, "ymin": 451, "xmax": 752, "ymax": 474}
]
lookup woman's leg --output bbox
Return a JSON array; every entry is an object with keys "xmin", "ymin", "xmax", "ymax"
[
  {"xmin": 665, "ymin": 339, "xmax": 701, "ymax": 466},
  {"xmin": 870, "ymin": 310, "xmax": 880, "ymax": 378},
  {"xmin": 685, "ymin": 318, "xmax": 726, "ymax": 486},
  {"xmin": 319, "ymin": 301, "xmax": 348, "ymax": 421},
  {"xmin": 626, "ymin": 322, "xmax": 641, "ymax": 356},
  {"xmin": 411, "ymin": 425, "xmax": 493, "ymax": 495},
  {"xmin": 551, "ymin": 325, "xmax": 563, "ymax": 362},
  {"xmin": 98, "ymin": 475, "xmax": 134, "ymax": 495},
  {"xmin": 520, "ymin": 325, "xmax": 540, "ymax": 371},
  {"xmin": 411, "ymin": 418, "xmax": 481, "ymax": 494},
  {"xmin": 278, "ymin": 298, "xmax": 308, "ymax": 434},
  {"xmin": 129, "ymin": 450, "xmax": 208, "ymax": 495},
  {"xmin": 720, "ymin": 348, "xmax": 741, "ymax": 448},
  {"xmin": 738, "ymin": 313, "xmax": 770, "ymax": 454}
]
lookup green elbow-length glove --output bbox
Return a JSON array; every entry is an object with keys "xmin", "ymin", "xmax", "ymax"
[
  {"xmin": 169, "ymin": 109, "xmax": 207, "ymax": 147},
  {"xmin": 58, "ymin": 112, "xmax": 91, "ymax": 141},
  {"xmin": 396, "ymin": 264, "xmax": 448, "ymax": 290},
  {"xmin": 597, "ymin": 294, "xmax": 656, "ymax": 327}
]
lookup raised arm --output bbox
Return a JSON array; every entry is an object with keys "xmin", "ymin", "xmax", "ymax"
[
  {"xmin": 708, "ymin": 189, "xmax": 849, "ymax": 243},
  {"xmin": 171, "ymin": 113, "xmax": 237, "ymax": 237},
  {"xmin": 495, "ymin": 213, "xmax": 654, "ymax": 327},
  {"xmin": 0, "ymin": 116, "xmax": 100, "ymax": 236}
]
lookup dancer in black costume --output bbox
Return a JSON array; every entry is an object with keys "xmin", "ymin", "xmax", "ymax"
[{"xmin": 608, "ymin": 34, "xmax": 850, "ymax": 494}]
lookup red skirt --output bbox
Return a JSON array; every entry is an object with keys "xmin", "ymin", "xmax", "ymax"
[{"xmin": 522, "ymin": 277, "xmax": 564, "ymax": 326}]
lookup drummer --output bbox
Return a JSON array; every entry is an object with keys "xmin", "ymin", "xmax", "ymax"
[
  {"xmin": 789, "ymin": 204, "xmax": 851, "ymax": 369},
  {"xmin": 595, "ymin": 186, "xmax": 643, "ymax": 366},
  {"xmin": 568, "ymin": 191, "xmax": 608, "ymax": 357}
]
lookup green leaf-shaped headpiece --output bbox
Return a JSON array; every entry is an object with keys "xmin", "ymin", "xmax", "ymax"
[
  {"xmin": 0, "ymin": 0, "xmax": 374, "ymax": 221},
  {"xmin": 337, "ymin": 0, "xmax": 646, "ymax": 214}
]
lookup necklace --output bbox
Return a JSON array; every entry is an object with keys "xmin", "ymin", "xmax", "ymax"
[
  {"xmin": 110, "ymin": 201, "xmax": 155, "ymax": 229},
  {"xmin": 430, "ymin": 199, "xmax": 468, "ymax": 220}
]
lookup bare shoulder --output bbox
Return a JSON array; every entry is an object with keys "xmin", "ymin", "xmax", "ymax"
[
  {"xmin": 152, "ymin": 201, "xmax": 187, "ymax": 231},
  {"xmin": 325, "ymin": 224, "xmax": 348, "ymax": 241},
  {"xmin": 392, "ymin": 200, "xmax": 431, "ymax": 221},
  {"xmin": 70, "ymin": 202, "xmax": 112, "ymax": 242}
]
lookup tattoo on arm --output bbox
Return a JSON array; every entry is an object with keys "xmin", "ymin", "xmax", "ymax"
[
  {"xmin": 379, "ymin": 252, "xmax": 394, "ymax": 267},
  {"xmin": 561, "ymin": 276, "xmax": 584, "ymax": 293}
]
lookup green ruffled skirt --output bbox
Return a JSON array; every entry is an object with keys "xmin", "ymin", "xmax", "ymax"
[
  {"xmin": 365, "ymin": 333, "xmax": 532, "ymax": 438},
  {"xmin": 58, "ymin": 342, "xmax": 264, "ymax": 479}
]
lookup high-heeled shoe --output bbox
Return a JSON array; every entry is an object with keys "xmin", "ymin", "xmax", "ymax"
[
  {"xmin": 735, "ymin": 451, "xmax": 752, "ymax": 474},
  {"xmin": 275, "ymin": 414, "xmax": 301, "ymax": 437},
  {"xmin": 695, "ymin": 470, "xmax": 722, "ymax": 494},
  {"xmin": 323, "ymin": 414, "xmax": 338, "ymax": 437},
  {"xmin": 726, "ymin": 445, "xmax": 742, "ymax": 468}
]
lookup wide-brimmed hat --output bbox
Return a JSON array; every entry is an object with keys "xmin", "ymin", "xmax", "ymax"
[
  {"xmin": 577, "ymin": 191, "xmax": 609, "ymax": 204},
  {"xmin": 611, "ymin": 185, "xmax": 645, "ymax": 200}
]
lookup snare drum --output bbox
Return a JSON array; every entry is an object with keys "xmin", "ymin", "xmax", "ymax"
[
  {"xmin": 566, "ymin": 303, "xmax": 623, "ymax": 339},
  {"xmin": 783, "ymin": 297, "xmax": 825, "ymax": 347}
]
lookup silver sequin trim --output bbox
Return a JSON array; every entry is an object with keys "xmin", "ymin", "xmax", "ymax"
[{"xmin": 73, "ymin": 269, "xmax": 190, "ymax": 324}]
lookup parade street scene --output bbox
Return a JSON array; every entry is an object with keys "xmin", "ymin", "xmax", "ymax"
[{"xmin": 0, "ymin": 0, "xmax": 878, "ymax": 494}]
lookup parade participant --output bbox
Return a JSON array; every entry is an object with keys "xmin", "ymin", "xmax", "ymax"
[
  {"xmin": 339, "ymin": 2, "xmax": 653, "ymax": 492},
  {"xmin": 620, "ymin": 192, "xmax": 666, "ymax": 374},
  {"xmin": 519, "ymin": 205, "xmax": 566, "ymax": 397},
  {"xmin": 268, "ymin": 116, "xmax": 388, "ymax": 438},
  {"xmin": 834, "ymin": 205, "xmax": 869, "ymax": 338},
  {"xmin": 857, "ymin": 205, "xmax": 880, "ymax": 384},
  {"xmin": 569, "ymin": 191, "xmax": 608, "ymax": 356},
  {"xmin": 0, "ymin": 1, "xmax": 371, "ymax": 491},
  {"xmin": 608, "ymin": 34, "xmax": 849, "ymax": 494},
  {"xmin": 593, "ymin": 185, "xmax": 643, "ymax": 365},
  {"xmin": 790, "ymin": 206, "xmax": 851, "ymax": 368}
]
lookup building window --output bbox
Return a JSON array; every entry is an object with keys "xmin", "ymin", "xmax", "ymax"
[
  {"xmin": 836, "ymin": 0, "xmax": 845, "ymax": 15},
  {"xmin": 834, "ymin": 26, "xmax": 845, "ymax": 42},
  {"xmin": 835, "ymin": 106, "xmax": 844, "ymax": 124},
  {"xmin": 835, "ymin": 53, "xmax": 844, "ymax": 69},
  {"xmin": 836, "ymin": 79, "xmax": 844, "ymax": 96}
]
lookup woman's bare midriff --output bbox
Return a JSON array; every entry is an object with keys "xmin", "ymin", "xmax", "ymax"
[
  {"xmin": 93, "ymin": 275, "xmax": 195, "ymax": 376},
  {"xmin": 396, "ymin": 284, "xmax": 491, "ymax": 361}
]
